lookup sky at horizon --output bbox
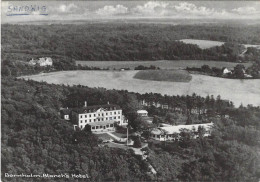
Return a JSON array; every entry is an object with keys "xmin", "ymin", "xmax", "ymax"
[{"xmin": 2, "ymin": 1, "xmax": 260, "ymax": 23}]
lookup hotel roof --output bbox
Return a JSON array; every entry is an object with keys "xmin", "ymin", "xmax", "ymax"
[
  {"xmin": 72, "ymin": 104, "xmax": 121, "ymax": 114},
  {"xmin": 137, "ymin": 110, "xmax": 148, "ymax": 114}
]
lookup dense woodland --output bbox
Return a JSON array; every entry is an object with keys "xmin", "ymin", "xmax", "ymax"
[
  {"xmin": 2, "ymin": 23, "xmax": 260, "ymax": 77},
  {"xmin": 2, "ymin": 76, "xmax": 260, "ymax": 181},
  {"xmin": 2, "ymin": 23, "xmax": 260, "ymax": 78},
  {"xmin": 187, "ymin": 63, "xmax": 260, "ymax": 79},
  {"xmin": 2, "ymin": 23, "xmax": 260, "ymax": 62}
]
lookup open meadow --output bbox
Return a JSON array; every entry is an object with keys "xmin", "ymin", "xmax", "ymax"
[{"xmin": 180, "ymin": 39, "xmax": 225, "ymax": 49}]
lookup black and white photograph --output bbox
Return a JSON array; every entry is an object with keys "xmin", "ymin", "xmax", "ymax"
[{"xmin": 1, "ymin": 1, "xmax": 260, "ymax": 181}]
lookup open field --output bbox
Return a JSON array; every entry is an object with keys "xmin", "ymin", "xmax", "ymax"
[
  {"xmin": 95, "ymin": 133, "xmax": 113, "ymax": 141},
  {"xmin": 180, "ymin": 39, "xmax": 260, "ymax": 49},
  {"xmin": 20, "ymin": 70, "xmax": 260, "ymax": 107},
  {"xmin": 76, "ymin": 60, "xmax": 253, "ymax": 70},
  {"xmin": 134, "ymin": 70, "xmax": 192, "ymax": 82}
]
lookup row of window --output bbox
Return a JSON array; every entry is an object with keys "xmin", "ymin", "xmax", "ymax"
[
  {"xmin": 91, "ymin": 124, "xmax": 114, "ymax": 130},
  {"xmin": 80, "ymin": 116, "xmax": 121, "ymax": 123},
  {"xmin": 152, "ymin": 134, "xmax": 177, "ymax": 138},
  {"xmin": 80, "ymin": 111, "xmax": 121, "ymax": 118},
  {"xmin": 79, "ymin": 124, "xmax": 114, "ymax": 129}
]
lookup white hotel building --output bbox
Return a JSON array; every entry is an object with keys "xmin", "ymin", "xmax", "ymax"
[{"xmin": 71, "ymin": 103, "xmax": 128, "ymax": 132}]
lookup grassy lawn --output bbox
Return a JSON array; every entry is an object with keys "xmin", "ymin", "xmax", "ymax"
[
  {"xmin": 103, "ymin": 142, "xmax": 129, "ymax": 150},
  {"xmin": 112, "ymin": 132, "xmax": 127, "ymax": 138},
  {"xmin": 94, "ymin": 133, "xmax": 113, "ymax": 141},
  {"xmin": 134, "ymin": 70, "xmax": 192, "ymax": 82}
]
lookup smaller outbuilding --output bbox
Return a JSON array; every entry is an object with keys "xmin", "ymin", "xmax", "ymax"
[
  {"xmin": 223, "ymin": 67, "xmax": 231, "ymax": 74},
  {"xmin": 29, "ymin": 57, "xmax": 53, "ymax": 67},
  {"xmin": 137, "ymin": 110, "xmax": 148, "ymax": 117},
  {"xmin": 60, "ymin": 108, "xmax": 71, "ymax": 120},
  {"xmin": 151, "ymin": 123, "xmax": 213, "ymax": 141}
]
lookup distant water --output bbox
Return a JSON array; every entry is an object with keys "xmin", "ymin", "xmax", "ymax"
[{"xmin": 21, "ymin": 70, "xmax": 260, "ymax": 107}]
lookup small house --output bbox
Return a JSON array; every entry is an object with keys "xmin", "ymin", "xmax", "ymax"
[
  {"xmin": 60, "ymin": 108, "xmax": 71, "ymax": 120},
  {"xmin": 137, "ymin": 110, "xmax": 148, "ymax": 117},
  {"xmin": 161, "ymin": 104, "xmax": 169, "ymax": 109},
  {"xmin": 223, "ymin": 68, "xmax": 231, "ymax": 74},
  {"xmin": 29, "ymin": 59, "xmax": 37, "ymax": 66},
  {"xmin": 29, "ymin": 57, "xmax": 53, "ymax": 67}
]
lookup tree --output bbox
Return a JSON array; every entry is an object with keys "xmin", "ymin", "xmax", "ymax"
[
  {"xmin": 196, "ymin": 97, "xmax": 204, "ymax": 119},
  {"xmin": 152, "ymin": 115, "xmax": 161, "ymax": 127},
  {"xmin": 233, "ymin": 64, "xmax": 245, "ymax": 78},
  {"xmin": 165, "ymin": 113, "xmax": 177, "ymax": 125},
  {"xmin": 128, "ymin": 114, "xmax": 142, "ymax": 131},
  {"xmin": 1, "ymin": 66, "xmax": 11, "ymax": 76},
  {"xmin": 133, "ymin": 137, "xmax": 142, "ymax": 148},
  {"xmin": 179, "ymin": 129, "xmax": 195, "ymax": 148},
  {"xmin": 201, "ymin": 65, "xmax": 211, "ymax": 73},
  {"xmin": 84, "ymin": 124, "xmax": 92, "ymax": 133},
  {"xmin": 197, "ymin": 126, "xmax": 206, "ymax": 139}
]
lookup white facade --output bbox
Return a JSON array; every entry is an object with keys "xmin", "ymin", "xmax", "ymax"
[
  {"xmin": 29, "ymin": 59, "xmax": 37, "ymax": 65},
  {"xmin": 29, "ymin": 57, "xmax": 53, "ymax": 67},
  {"xmin": 77, "ymin": 108, "xmax": 122, "ymax": 129},
  {"xmin": 223, "ymin": 68, "xmax": 231, "ymax": 74},
  {"xmin": 64, "ymin": 115, "xmax": 70, "ymax": 120},
  {"xmin": 137, "ymin": 110, "xmax": 148, "ymax": 117},
  {"xmin": 38, "ymin": 57, "xmax": 53, "ymax": 66},
  {"xmin": 73, "ymin": 106, "xmax": 128, "ymax": 130}
]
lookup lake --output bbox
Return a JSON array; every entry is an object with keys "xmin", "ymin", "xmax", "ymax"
[{"xmin": 21, "ymin": 70, "xmax": 260, "ymax": 107}]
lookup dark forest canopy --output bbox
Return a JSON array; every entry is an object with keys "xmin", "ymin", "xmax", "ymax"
[{"xmin": 2, "ymin": 23, "xmax": 260, "ymax": 62}]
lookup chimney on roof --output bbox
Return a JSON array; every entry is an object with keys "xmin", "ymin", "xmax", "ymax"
[
  {"xmin": 84, "ymin": 101, "xmax": 87, "ymax": 107},
  {"xmin": 67, "ymin": 107, "xmax": 68, "ymax": 109},
  {"xmin": 107, "ymin": 101, "xmax": 110, "ymax": 105}
]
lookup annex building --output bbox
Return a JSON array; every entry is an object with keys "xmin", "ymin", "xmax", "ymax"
[
  {"xmin": 151, "ymin": 123, "xmax": 213, "ymax": 141},
  {"xmin": 70, "ymin": 102, "xmax": 128, "ymax": 132},
  {"xmin": 29, "ymin": 57, "xmax": 53, "ymax": 66}
]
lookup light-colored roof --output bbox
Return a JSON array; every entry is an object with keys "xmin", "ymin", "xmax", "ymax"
[
  {"xmin": 137, "ymin": 110, "xmax": 148, "ymax": 114},
  {"xmin": 72, "ymin": 104, "xmax": 121, "ymax": 114},
  {"xmin": 150, "ymin": 128, "xmax": 162, "ymax": 135},
  {"xmin": 87, "ymin": 120, "xmax": 115, "ymax": 126},
  {"xmin": 38, "ymin": 58, "xmax": 46, "ymax": 63},
  {"xmin": 151, "ymin": 123, "xmax": 213, "ymax": 135}
]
